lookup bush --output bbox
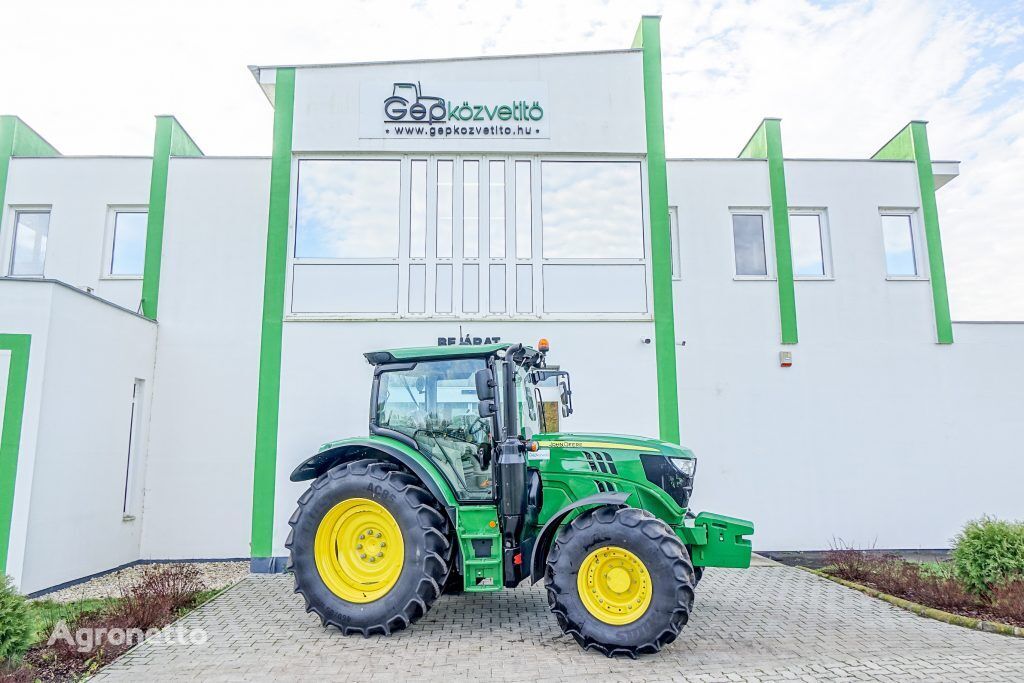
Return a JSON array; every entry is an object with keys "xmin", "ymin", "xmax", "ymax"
[
  {"xmin": 823, "ymin": 549, "xmax": 975, "ymax": 611},
  {"xmin": 0, "ymin": 575, "xmax": 33, "ymax": 662},
  {"xmin": 112, "ymin": 564, "xmax": 206, "ymax": 631},
  {"xmin": 951, "ymin": 516, "xmax": 1024, "ymax": 595},
  {"xmin": 823, "ymin": 548, "xmax": 878, "ymax": 582},
  {"xmin": 990, "ymin": 578, "xmax": 1024, "ymax": 622}
]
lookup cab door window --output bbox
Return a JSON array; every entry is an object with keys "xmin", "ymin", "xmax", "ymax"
[{"xmin": 376, "ymin": 359, "xmax": 493, "ymax": 500}]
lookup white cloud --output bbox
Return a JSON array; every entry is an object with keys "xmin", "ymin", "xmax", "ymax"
[{"xmin": 1, "ymin": 0, "xmax": 1021, "ymax": 318}]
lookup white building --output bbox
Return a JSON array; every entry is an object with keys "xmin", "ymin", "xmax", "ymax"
[{"xmin": 1, "ymin": 17, "xmax": 1021, "ymax": 594}]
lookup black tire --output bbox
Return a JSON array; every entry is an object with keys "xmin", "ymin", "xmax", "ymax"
[
  {"xmin": 286, "ymin": 458, "xmax": 451, "ymax": 636},
  {"xmin": 545, "ymin": 506, "xmax": 695, "ymax": 658},
  {"xmin": 441, "ymin": 530, "xmax": 463, "ymax": 595},
  {"xmin": 442, "ymin": 565, "xmax": 464, "ymax": 595}
]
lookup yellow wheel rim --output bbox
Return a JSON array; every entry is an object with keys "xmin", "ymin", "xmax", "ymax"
[
  {"xmin": 577, "ymin": 545, "xmax": 652, "ymax": 625},
  {"xmin": 314, "ymin": 498, "xmax": 404, "ymax": 603}
]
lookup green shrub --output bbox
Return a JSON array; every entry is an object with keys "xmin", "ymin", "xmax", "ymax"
[
  {"xmin": 952, "ymin": 516, "xmax": 1024, "ymax": 595},
  {"xmin": 0, "ymin": 575, "xmax": 33, "ymax": 662}
]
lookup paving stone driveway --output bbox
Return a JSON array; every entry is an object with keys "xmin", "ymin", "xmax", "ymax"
[{"xmin": 94, "ymin": 566, "xmax": 1024, "ymax": 682}]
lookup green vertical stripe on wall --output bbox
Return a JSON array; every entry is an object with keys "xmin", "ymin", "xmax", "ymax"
[
  {"xmin": 765, "ymin": 120, "xmax": 798, "ymax": 344},
  {"xmin": 0, "ymin": 334, "xmax": 32, "ymax": 574},
  {"xmin": 872, "ymin": 121, "xmax": 953, "ymax": 344},
  {"xmin": 141, "ymin": 116, "xmax": 203, "ymax": 320},
  {"xmin": 251, "ymin": 68, "xmax": 296, "ymax": 559},
  {"xmin": 0, "ymin": 118, "xmax": 14, "ymax": 241},
  {"xmin": 633, "ymin": 16, "xmax": 681, "ymax": 444},
  {"xmin": 0, "ymin": 116, "xmax": 60, "ymax": 252},
  {"xmin": 739, "ymin": 119, "xmax": 798, "ymax": 344},
  {"xmin": 911, "ymin": 123, "xmax": 953, "ymax": 344}
]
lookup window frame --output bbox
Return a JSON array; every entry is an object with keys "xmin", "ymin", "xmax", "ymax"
[
  {"xmin": 668, "ymin": 205, "xmax": 681, "ymax": 281},
  {"xmin": 102, "ymin": 206, "xmax": 149, "ymax": 280},
  {"xmin": 788, "ymin": 208, "xmax": 834, "ymax": 281},
  {"xmin": 729, "ymin": 207, "xmax": 775, "ymax": 281},
  {"xmin": 292, "ymin": 157, "xmax": 404, "ymax": 262},
  {"xmin": 879, "ymin": 209, "xmax": 928, "ymax": 281},
  {"xmin": 285, "ymin": 153, "xmax": 653, "ymax": 322},
  {"xmin": 5, "ymin": 206, "xmax": 52, "ymax": 278}
]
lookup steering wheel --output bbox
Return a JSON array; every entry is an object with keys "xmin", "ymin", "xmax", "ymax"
[{"xmin": 466, "ymin": 417, "xmax": 489, "ymax": 439}]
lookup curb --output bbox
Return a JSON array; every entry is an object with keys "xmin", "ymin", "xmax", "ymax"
[{"xmin": 798, "ymin": 566, "xmax": 1024, "ymax": 638}]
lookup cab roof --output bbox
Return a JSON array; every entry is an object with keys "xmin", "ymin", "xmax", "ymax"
[{"xmin": 364, "ymin": 343, "xmax": 514, "ymax": 364}]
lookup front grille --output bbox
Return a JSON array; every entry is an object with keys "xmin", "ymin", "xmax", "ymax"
[{"xmin": 639, "ymin": 455, "xmax": 694, "ymax": 509}]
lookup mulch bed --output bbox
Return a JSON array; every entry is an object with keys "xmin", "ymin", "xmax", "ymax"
[{"xmin": 838, "ymin": 572, "xmax": 1024, "ymax": 630}]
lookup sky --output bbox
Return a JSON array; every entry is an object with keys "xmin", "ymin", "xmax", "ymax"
[{"xmin": 2, "ymin": 0, "xmax": 1022, "ymax": 320}]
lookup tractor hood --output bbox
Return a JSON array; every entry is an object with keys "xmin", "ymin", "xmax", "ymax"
[{"xmin": 532, "ymin": 433, "xmax": 695, "ymax": 459}]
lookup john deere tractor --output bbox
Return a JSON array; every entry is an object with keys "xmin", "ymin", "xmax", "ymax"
[{"xmin": 287, "ymin": 341, "xmax": 753, "ymax": 657}]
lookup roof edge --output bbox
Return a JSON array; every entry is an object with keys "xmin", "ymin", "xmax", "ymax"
[{"xmin": 250, "ymin": 47, "xmax": 641, "ymax": 74}]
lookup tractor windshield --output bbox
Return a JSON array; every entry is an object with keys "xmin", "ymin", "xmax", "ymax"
[{"xmin": 376, "ymin": 359, "xmax": 493, "ymax": 500}]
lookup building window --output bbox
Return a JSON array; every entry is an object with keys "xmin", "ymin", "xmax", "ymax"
[
  {"xmin": 669, "ymin": 206, "xmax": 681, "ymax": 280},
  {"xmin": 541, "ymin": 161, "xmax": 644, "ymax": 258},
  {"xmin": 514, "ymin": 161, "xmax": 532, "ymax": 259},
  {"xmin": 789, "ymin": 211, "xmax": 830, "ymax": 278},
  {"xmin": 122, "ymin": 378, "xmax": 145, "ymax": 518},
  {"xmin": 489, "ymin": 161, "xmax": 506, "ymax": 258},
  {"xmin": 880, "ymin": 213, "xmax": 920, "ymax": 277},
  {"xmin": 436, "ymin": 160, "xmax": 454, "ymax": 258},
  {"xmin": 295, "ymin": 159, "xmax": 401, "ymax": 258},
  {"xmin": 109, "ymin": 211, "xmax": 148, "ymax": 277},
  {"xmin": 731, "ymin": 212, "xmax": 769, "ymax": 277},
  {"xmin": 287, "ymin": 156, "xmax": 650, "ymax": 319},
  {"xmin": 409, "ymin": 160, "xmax": 427, "ymax": 259},
  {"xmin": 463, "ymin": 161, "xmax": 480, "ymax": 258},
  {"xmin": 10, "ymin": 210, "xmax": 50, "ymax": 276}
]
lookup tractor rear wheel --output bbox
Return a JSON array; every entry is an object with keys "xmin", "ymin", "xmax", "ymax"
[
  {"xmin": 545, "ymin": 506, "xmax": 695, "ymax": 658},
  {"xmin": 286, "ymin": 458, "xmax": 450, "ymax": 636}
]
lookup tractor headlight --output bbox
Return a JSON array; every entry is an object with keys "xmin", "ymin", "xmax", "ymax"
[
  {"xmin": 639, "ymin": 455, "xmax": 697, "ymax": 510},
  {"xmin": 668, "ymin": 457, "xmax": 697, "ymax": 478}
]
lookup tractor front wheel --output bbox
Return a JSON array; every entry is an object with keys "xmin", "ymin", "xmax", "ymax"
[
  {"xmin": 545, "ymin": 506, "xmax": 695, "ymax": 658},
  {"xmin": 286, "ymin": 459, "xmax": 450, "ymax": 636}
]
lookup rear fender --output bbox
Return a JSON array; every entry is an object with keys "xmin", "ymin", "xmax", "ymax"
[{"xmin": 289, "ymin": 438, "xmax": 459, "ymax": 521}]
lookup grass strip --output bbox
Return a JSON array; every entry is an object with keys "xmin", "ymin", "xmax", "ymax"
[{"xmin": 799, "ymin": 566, "xmax": 1024, "ymax": 638}]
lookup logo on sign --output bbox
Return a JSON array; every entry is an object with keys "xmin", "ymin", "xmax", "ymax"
[
  {"xmin": 383, "ymin": 81, "xmax": 544, "ymax": 124},
  {"xmin": 366, "ymin": 81, "xmax": 548, "ymax": 139},
  {"xmin": 384, "ymin": 82, "xmax": 447, "ymax": 123}
]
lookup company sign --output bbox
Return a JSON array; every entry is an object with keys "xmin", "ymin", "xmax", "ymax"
[
  {"xmin": 437, "ymin": 334, "xmax": 502, "ymax": 346},
  {"xmin": 360, "ymin": 81, "xmax": 549, "ymax": 139}
]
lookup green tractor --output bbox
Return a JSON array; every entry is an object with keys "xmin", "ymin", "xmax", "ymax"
[{"xmin": 287, "ymin": 341, "xmax": 753, "ymax": 657}]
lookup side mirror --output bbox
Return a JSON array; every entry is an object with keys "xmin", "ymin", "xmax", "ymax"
[
  {"xmin": 474, "ymin": 368, "xmax": 495, "ymax": 400},
  {"xmin": 558, "ymin": 376, "xmax": 574, "ymax": 418},
  {"xmin": 478, "ymin": 399, "xmax": 498, "ymax": 419}
]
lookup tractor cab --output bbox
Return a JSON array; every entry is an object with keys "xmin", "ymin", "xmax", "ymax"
[{"xmin": 363, "ymin": 341, "xmax": 567, "ymax": 496}]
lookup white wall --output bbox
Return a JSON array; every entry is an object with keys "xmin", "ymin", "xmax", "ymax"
[
  {"xmin": 0, "ymin": 280, "xmax": 156, "ymax": 593},
  {"xmin": 2, "ymin": 157, "xmax": 152, "ymax": 311},
  {"xmin": 0, "ymin": 281, "xmax": 52, "ymax": 590},
  {"xmin": 668, "ymin": 158, "xmax": 1024, "ymax": 551},
  {"xmin": 271, "ymin": 320, "xmax": 658, "ymax": 555},
  {"xmin": 288, "ymin": 51, "xmax": 646, "ymax": 154},
  {"xmin": 140, "ymin": 157, "xmax": 269, "ymax": 560}
]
